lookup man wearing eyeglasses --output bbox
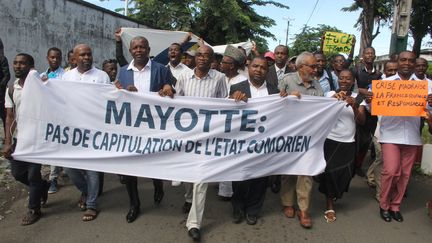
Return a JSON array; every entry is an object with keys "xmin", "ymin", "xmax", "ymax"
[
  {"xmin": 175, "ymin": 44, "xmax": 227, "ymax": 241},
  {"xmin": 278, "ymin": 51, "xmax": 323, "ymax": 229}
]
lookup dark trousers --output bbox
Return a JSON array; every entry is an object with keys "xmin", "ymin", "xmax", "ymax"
[
  {"xmin": 10, "ymin": 159, "xmax": 47, "ymax": 210},
  {"xmin": 232, "ymin": 177, "xmax": 268, "ymax": 216},
  {"xmin": 124, "ymin": 176, "xmax": 163, "ymax": 207}
]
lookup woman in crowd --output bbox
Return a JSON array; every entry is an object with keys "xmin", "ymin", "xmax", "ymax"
[{"xmin": 317, "ymin": 69, "xmax": 366, "ymax": 222}]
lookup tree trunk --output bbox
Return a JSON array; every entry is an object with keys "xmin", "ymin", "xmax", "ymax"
[
  {"xmin": 359, "ymin": 0, "xmax": 375, "ymax": 55},
  {"xmin": 412, "ymin": 32, "xmax": 423, "ymax": 57}
]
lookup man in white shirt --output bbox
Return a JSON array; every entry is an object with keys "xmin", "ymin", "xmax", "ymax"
[
  {"xmin": 62, "ymin": 44, "xmax": 109, "ymax": 222},
  {"xmin": 229, "ymin": 56, "xmax": 280, "ymax": 225},
  {"xmin": 374, "ymin": 51, "xmax": 425, "ymax": 223},
  {"xmin": 62, "ymin": 44, "xmax": 110, "ymax": 84},
  {"xmin": 414, "ymin": 57, "xmax": 431, "ymax": 82},
  {"xmin": 167, "ymin": 43, "xmax": 191, "ymax": 81},
  {"xmin": 175, "ymin": 45, "xmax": 228, "ymax": 241},
  {"xmin": 3, "ymin": 53, "xmax": 50, "ymax": 225},
  {"xmin": 116, "ymin": 36, "xmax": 174, "ymax": 224},
  {"xmin": 220, "ymin": 45, "xmax": 248, "ymax": 93}
]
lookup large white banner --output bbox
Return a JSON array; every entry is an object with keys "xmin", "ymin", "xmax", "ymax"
[{"xmin": 13, "ymin": 72, "xmax": 345, "ymax": 183}]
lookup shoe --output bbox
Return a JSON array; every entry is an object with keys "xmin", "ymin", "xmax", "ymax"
[
  {"xmin": 297, "ymin": 210, "xmax": 312, "ymax": 228},
  {"xmin": 355, "ymin": 167, "xmax": 366, "ymax": 177},
  {"xmin": 188, "ymin": 228, "xmax": 201, "ymax": 242},
  {"xmin": 126, "ymin": 206, "xmax": 140, "ymax": 223},
  {"xmin": 182, "ymin": 202, "xmax": 192, "ymax": 214},
  {"xmin": 245, "ymin": 214, "xmax": 257, "ymax": 225},
  {"xmin": 41, "ymin": 181, "xmax": 50, "ymax": 206},
  {"xmin": 380, "ymin": 208, "xmax": 392, "ymax": 222},
  {"xmin": 390, "ymin": 210, "xmax": 403, "ymax": 222},
  {"xmin": 154, "ymin": 183, "xmax": 164, "ymax": 205},
  {"xmin": 283, "ymin": 206, "xmax": 295, "ymax": 218},
  {"xmin": 269, "ymin": 175, "xmax": 281, "ymax": 193},
  {"xmin": 21, "ymin": 209, "xmax": 42, "ymax": 226},
  {"xmin": 48, "ymin": 179, "xmax": 58, "ymax": 194},
  {"xmin": 232, "ymin": 209, "xmax": 243, "ymax": 224}
]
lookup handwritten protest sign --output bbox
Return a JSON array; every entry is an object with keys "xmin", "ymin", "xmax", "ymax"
[
  {"xmin": 371, "ymin": 80, "xmax": 428, "ymax": 116},
  {"xmin": 322, "ymin": 31, "xmax": 354, "ymax": 54}
]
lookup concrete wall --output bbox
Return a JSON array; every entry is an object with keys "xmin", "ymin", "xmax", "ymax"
[{"xmin": 0, "ymin": 0, "xmax": 146, "ymax": 75}]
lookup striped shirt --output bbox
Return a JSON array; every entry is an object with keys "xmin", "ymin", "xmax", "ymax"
[{"xmin": 175, "ymin": 68, "xmax": 227, "ymax": 98}]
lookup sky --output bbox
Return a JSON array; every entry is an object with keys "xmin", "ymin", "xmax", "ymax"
[{"xmin": 86, "ymin": 0, "xmax": 431, "ymax": 56}]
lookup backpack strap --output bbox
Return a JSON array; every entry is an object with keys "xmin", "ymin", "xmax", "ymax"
[
  {"xmin": 7, "ymin": 82, "xmax": 14, "ymax": 105},
  {"xmin": 325, "ymin": 69, "xmax": 336, "ymax": 91}
]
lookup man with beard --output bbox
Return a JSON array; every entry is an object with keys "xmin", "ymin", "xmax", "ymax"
[
  {"xmin": 175, "ymin": 45, "xmax": 227, "ymax": 241},
  {"xmin": 278, "ymin": 51, "xmax": 323, "ymax": 229},
  {"xmin": 62, "ymin": 44, "xmax": 110, "ymax": 222},
  {"xmin": 229, "ymin": 56, "xmax": 280, "ymax": 225},
  {"xmin": 314, "ymin": 51, "xmax": 338, "ymax": 95},
  {"xmin": 220, "ymin": 45, "xmax": 247, "ymax": 92},
  {"xmin": 40, "ymin": 47, "xmax": 65, "ymax": 194},
  {"xmin": 266, "ymin": 45, "xmax": 289, "ymax": 88},
  {"xmin": 353, "ymin": 47, "xmax": 382, "ymax": 177},
  {"xmin": 116, "ymin": 36, "xmax": 174, "ymax": 223},
  {"xmin": 3, "ymin": 53, "xmax": 50, "ymax": 225}
]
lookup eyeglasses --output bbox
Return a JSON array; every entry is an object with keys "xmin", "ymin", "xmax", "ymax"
[{"xmin": 302, "ymin": 64, "xmax": 318, "ymax": 69}]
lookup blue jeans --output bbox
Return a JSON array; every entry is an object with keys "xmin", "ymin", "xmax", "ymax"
[
  {"xmin": 64, "ymin": 168, "xmax": 99, "ymax": 209},
  {"xmin": 11, "ymin": 159, "xmax": 48, "ymax": 210}
]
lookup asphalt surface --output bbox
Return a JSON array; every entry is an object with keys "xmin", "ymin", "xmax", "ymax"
[{"xmin": 0, "ymin": 169, "xmax": 431, "ymax": 243}]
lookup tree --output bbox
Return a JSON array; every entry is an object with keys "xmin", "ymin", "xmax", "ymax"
[
  {"xmin": 410, "ymin": 0, "xmax": 432, "ymax": 57},
  {"xmin": 342, "ymin": 0, "xmax": 393, "ymax": 55},
  {"xmin": 122, "ymin": 0, "xmax": 289, "ymax": 49},
  {"xmin": 290, "ymin": 25, "xmax": 341, "ymax": 56}
]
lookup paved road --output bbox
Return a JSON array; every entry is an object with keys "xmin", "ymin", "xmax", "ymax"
[{"xmin": 0, "ymin": 170, "xmax": 431, "ymax": 243}]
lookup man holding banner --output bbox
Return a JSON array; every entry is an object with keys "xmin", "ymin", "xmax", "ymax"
[
  {"xmin": 116, "ymin": 36, "xmax": 174, "ymax": 223},
  {"xmin": 175, "ymin": 44, "xmax": 227, "ymax": 241},
  {"xmin": 278, "ymin": 52, "xmax": 323, "ymax": 229},
  {"xmin": 62, "ymin": 44, "xmax": 111, "ymax": 222},
  {"xmin": 3, "ymin": 53, "xmax": 50, "ymax": 226},
  {"xmin": 229, "ymin": 56, "xmax": 279, "ymax": 225}
]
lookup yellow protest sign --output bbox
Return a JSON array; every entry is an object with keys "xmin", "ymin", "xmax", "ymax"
[
  {"xmin": 371, "ymin": 80, "xmax": 428, "ymax": 117},
  {"xmin": 322, "ymin": 31, "xmax": 354, "ymax": 54}
]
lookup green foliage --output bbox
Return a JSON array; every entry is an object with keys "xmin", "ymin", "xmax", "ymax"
[
  {"xmin": 123, "ymin": 0, "xmax": 289, "ymax": 50},
  {"xmin": 341, "ymin": 0, "xmax": 393, "ymax": 30},
  {"xmin": 290, "ymin": 25, "xmax": 341, "ymax": 56},
  {"xmin": 410, "ymin": 0, "xmax": 432, "ymax": 55}
]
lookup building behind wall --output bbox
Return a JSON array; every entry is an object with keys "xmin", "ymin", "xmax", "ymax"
[{"xmin": 0, "ymin": 0, "xmax": 146, "ymax": 74}]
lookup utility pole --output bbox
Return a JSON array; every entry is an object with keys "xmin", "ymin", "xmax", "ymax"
[
  {"xmin": 123, "ymin": 0, "xmax": 129, "ymax": 16},
  {"xmin": 283, "ymin": 18, "xmax": 293, "ymax": 47},
  {"xmin": 389, "ymin": 0, "xmax": 412, "ymax": 55}
]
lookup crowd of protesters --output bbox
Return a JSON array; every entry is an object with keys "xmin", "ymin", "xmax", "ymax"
[{"xmin": 1, "ymin": 28, "xmax": 432, "ymax": 242}]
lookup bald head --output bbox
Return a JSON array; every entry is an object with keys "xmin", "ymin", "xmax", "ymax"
[{"xmin": 73, "ymin": 44, "xmax": 93, "ymax": 73}]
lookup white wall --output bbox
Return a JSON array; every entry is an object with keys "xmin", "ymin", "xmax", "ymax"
[{"xmin": 0, "ymin": 0, "xmax": 146, "ymax": 75}]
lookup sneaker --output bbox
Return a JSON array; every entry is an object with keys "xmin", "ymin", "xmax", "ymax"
[{"xmin": 48, "ymin": 179, "xmax": 58, "ymax": 194}]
